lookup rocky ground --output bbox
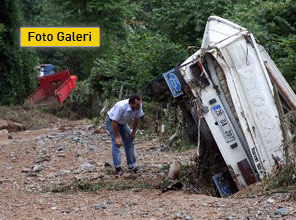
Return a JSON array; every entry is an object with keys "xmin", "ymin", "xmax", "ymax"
[{"xmin": 0, "ymin": 119, "xmax": 295, "ymax": 220}]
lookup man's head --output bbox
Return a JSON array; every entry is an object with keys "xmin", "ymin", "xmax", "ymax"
[{"xmin": 129, "ymin": 95, "xmax": 141, "ymax": 110}]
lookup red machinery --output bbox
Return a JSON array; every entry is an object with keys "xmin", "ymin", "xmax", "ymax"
[{"xmin": 27, "ymin": 70, "xmax": 78, "ymax": 106}]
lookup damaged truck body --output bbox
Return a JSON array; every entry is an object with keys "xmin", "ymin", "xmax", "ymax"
[{"xmin": 159, "ymin": 16, "xmax": 296, "ymax": 196}]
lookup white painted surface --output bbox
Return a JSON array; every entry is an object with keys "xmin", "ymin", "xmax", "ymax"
[{"xmin": 180, "ymin": 17, "xmax": 289, "ymax": 186}]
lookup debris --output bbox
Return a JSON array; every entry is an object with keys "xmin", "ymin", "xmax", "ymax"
[
  {"xmin": 80, "ymin": 162, "xmax": 96, "ymax": 172},
  {"xmin": 0, "ymin": 129, "xmax": 8, "ymax": 135},
  {"xmin": 275, "ymin": 207, "xmax": 290, "ymax": 216},
  {"xmin": 175, "ymin": 213, "xmax": 185, "ymax": 219},
  {"xmin": 56, "ymin": 169, "xmax": 71, "ymax": 177},
  {"xmin": 94, "ymin": 204, "xmax": 106, "ymax": 210},
  {"xmin": 168, "ymin": 161, "xmax": 182, "ymax": 180},
  {"xmin": 34, "ymin": 155, "xmax": 50, "ymax": 163},
  {"xmin": 56, "ymin": 145, "xmax": 66, "ymax": 152},
  {"xmin": 0, "ymin": 120, "xmax": 25, "ymax": 132},
  {"xmin": 88, "ymin": 145, "xmax": 97, "ymax": 152},
  {"xmin": 76, "ymin": 149, "xmax": 88, "ymax": 157},
  {"xmin": 59, "ymin": 127, "xmax": 67, "ymax": 132},
  {"xmin": 86, "ymin": 124, "xmax": 95, "ymax": 130},
  {"xmin": 21, "ymin": 166, "xmax": 31, "ymax": 173},
  {"xmin": 104, "ymin": 162, "xmax": 112, "ymax": 167},
  {"xmin": 266, "ymin": 198, "xmax": 275, "ymax": 204},
  {"xmin": 32, "ymin": 165, "xmax": 45, "ymax": 173},
  {"xmin": 94, "ymin": 128, "xmax": 106, "ymax": 134},
  {"xmin": 160, "ymin": 182, "xmax": 183, "ymax": 194},
  {"xmin": 123, "ymin": 173, "xmax": 137, "ymax": 180}
]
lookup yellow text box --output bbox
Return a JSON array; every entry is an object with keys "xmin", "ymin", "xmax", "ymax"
[{"xmin": 20, "ymin": 27, "xmax": 100, "ymax": 47}]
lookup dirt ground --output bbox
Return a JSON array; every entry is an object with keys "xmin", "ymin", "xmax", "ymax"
[{"xmin": 0, "ymin": 118, "xmax": 295, "ymax": 220}]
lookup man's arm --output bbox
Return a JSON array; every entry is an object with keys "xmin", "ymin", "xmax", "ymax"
[
  {"xmin": 130, "ymin": 117, "xmax": 140, "ymax": 140},
  {"xmin": 112, "ymin": 120, "xmax": 122, "ymax": 147}
]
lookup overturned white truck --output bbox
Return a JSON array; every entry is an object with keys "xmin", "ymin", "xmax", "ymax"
[{"xmin": 163, "ymin": 16, "xmax": 296, "ymax": 196}]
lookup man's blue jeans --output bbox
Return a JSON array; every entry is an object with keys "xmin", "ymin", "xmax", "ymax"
[{"xmin": 105, "ymin": 115, "xmax": 136, "ymax": 168}]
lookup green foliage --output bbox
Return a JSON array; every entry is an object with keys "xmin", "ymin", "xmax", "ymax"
[
  {"xmin": 67, "ymin": 79, "xmax": 97, "ymax": 117},
  {"xmin": 171, "ymin": 140, "xmax": 196, "ymax": 152},
  {"xmin": 1, "ymin": 0, "xmax": 296, "ymax": 107},
  {"xmin": 47, "ymin": 179, "xmax": 156, "ymax": 193},
  {"xmin": 91, "ymin": 30, "xmax": 188, "ymax": 99},
  {"xmin": 138, "ymin": 0, "xmax": 236, "ymax": 46},
  {"xmin": 0, "ymin": 0, "xmax": 38, "ymax": 105}
]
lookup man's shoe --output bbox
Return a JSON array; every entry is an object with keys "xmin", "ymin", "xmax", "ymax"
[
  {"xmin": 128, "ymin": 167, "xmax": 138, "ymax": 174},
  {"xmin": 115, "ymin": 167, "xmax": 122, "ymax": 174}
]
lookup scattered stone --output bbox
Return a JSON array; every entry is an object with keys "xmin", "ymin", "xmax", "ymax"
[
  {"xmin": 61, "ymin": 133, "xmax": 67, "ymax": 138},
  {"xmin": 175, "ymin": 213, "xmax": 185, "ymax": 219},
  {"xmin": 90, "ymin": 173, "xmax": 102, "ymax": 180},
  {"xmin": 76, "ymin": 149, "xmax": 88, "ymax": 157},
  {"xmin": 72, "ymin": 137, "xmax": 80, "ymax": 142},
  {"xmin": 106, "ymin": 200, "xmax": 115, "ymax": 205},
  {"xmin": 34, "ymin": 155, "xmax": 50, "ymax": 163},
  {"xmin": 56, "ymin": 145, "xmax": 66, "ymax": 151},
  {"xmin": 6, "ymin": 165, "xmax": 13, "ymax": 170},
  {"xmin": 0, "ymin": 120, "xmax": 25, "ymax": 132},
  {"xmin": 94, "ymin": 204, "xmax": 106, "ymax": 210},
  {"xmin": 57, "ymin": 153, "xmax": 66, "ymax": 158},
  {"xmin": 226, "ymin": 216, "xmax": 235, "ymax": 220},
  {"xmin": 28, "ymin": 172, "xmax": 38, "ymax": 177},
  {"xmin": 0, "ymin": 129, "xmax": 8, "ymax": 135},
  {"xmin": 8, "ymin": 134, "xmax": 13, "ymax": 139},
  {"xmin": 266, "ymin": 198, "xmax": 275, "ymax": 204},
  {"xmin": 37, "ymin": 140, "xmax": 45, "ymax": 145},
  {"xmin": 0, "ymin": 178, "xmax": 10, "ymax": 184},
  {"xmin": 46, "ymin": 172, "xmax": 56, "ymax": 179},
  {"xmin": 275, "ymin": 207, "xmax": 290, "ymax": 216},
  {"xmin": 39, "ymin": 148, "xmax": 49, "ymax": 155},
  {"xmin": 57, "ymin": 169, "xmax": 71, "ymax": 177},
  {"xmin": 86, "ymin": 125, "xmax": 95, "ymax": 130},
  {"xmin": 157, "ymin": 145, "xmax": 167, "ymax": 152},
  {"xmin": 32, "ymin": 165, "xmax": 45, "ymax": 173},
  {"xmin": 21, "ymin": 166, "xmax": 31, "ymax": 173},
  {"xmin": 88, "ymin": 145, "xmax": 97, "ymax": 152},
  {"xmin": 47, "ymin": 133, "xmax": 58, "ymax": 139},
  {"xmin": 80, "ymin": 162, "xmax": 96, "ymax": 172},
  {"xmin": 185, "ymin": 216, "xmax": 193, "ymax": 220}
]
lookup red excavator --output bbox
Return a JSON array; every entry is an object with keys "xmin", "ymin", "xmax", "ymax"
[{"xmin": 27, "ymin": 65, "xmax": 78, "ymax": 106}]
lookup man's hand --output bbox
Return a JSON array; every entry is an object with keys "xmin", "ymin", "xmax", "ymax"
[
  {"xmin": 130, "ymin": 131, "xmax": 136, "ymax": 140},
  {"xmin": 131, "ymin": 118, "xmax": 139, "ymax": 140},
  {"xmin": 112, "ymin": 120, "xmax": 122, "ymax": 147},
  {"xmin": 115, "ymin": 137, "xmax": 122, "ymax": 147}
]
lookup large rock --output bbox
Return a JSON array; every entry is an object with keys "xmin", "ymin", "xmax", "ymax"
[{"xmin": 0, "ymin": 120, "xmax": 26, "ymax": 132}]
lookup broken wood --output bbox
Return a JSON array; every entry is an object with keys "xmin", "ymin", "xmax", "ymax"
[{"xmin": 166, "ymin": 126, "xmax": 180, "ymax": 147}]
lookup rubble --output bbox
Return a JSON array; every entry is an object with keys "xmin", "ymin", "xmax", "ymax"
[{"xmin": 0, "ymin": 120, "xmax": 26, "ymax": 132}]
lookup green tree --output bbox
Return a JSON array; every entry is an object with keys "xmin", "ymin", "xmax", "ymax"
[
  {"xmin": 0, "ymin": 0, "xmax": 38, "ymax": 105},
  {"xmin": 90, "ymin": 29, "xmax": 188, "ymax": 99}
]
